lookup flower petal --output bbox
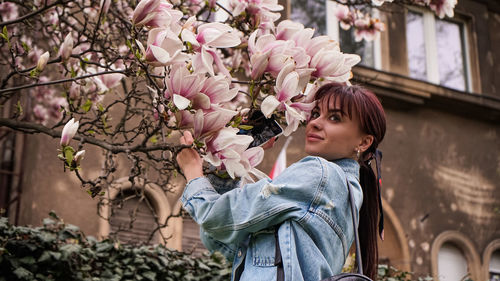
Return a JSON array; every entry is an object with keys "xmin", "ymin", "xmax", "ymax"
[
  {"xmin": 261, "ymin": 95, "xmax": 281, "ymax": 118},
  {"xmin": 173, "ymin": 94, "xmax": 191, "ymax": 110}
]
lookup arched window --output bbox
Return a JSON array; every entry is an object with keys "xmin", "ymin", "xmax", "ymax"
[
  {"xmin": 438, "ymin": 242, "xmax": 469, "ymax": 281},
  {"xmin": 489, "ymin": 250, "xmax": 500, "ymax": 281},
  {"xmin": 431, "ymin": 231, "xmax": 481, "ymax": 280},
  {"xmin": 108, "ymin": 190, "xmax": 160, "ymax": 244},
  {"xmin": 98, "ymin": 177, "xmax": 183, "ymax": 249}
]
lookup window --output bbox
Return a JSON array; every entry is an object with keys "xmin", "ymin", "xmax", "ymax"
[
  {"xmin": 290, "ymin": 0, "xmax": 381, "ymax": 69},
  {"xmin": 491, "ymin": 250, "xmax": 500, "ymax": 281},
  {"xmin": 437, "ymin": 242, "xmax": 470, "ymax": 281},
  {"xmin": 406, "ymin": 9, "xmax": 471, "ymax": 92},
  {"xmin": 109, "ymin": 191, "xmax": 160, "ymax": 244}
]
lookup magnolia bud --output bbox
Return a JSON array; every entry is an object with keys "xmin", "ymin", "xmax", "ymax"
[
  {"xmin": 36, "ymin": 51, "xmax": 50, "ymax": 71},
  {"xmin": 59, "ymin": 33, "xmax": 74, "ymax": 61},
  {"xmin": 73, "ymin": 150, "xmax": 86, "ymax": 166},
  {"xmin": 60, "ymin": 118, "xmax": 79, "ymax": 146}
]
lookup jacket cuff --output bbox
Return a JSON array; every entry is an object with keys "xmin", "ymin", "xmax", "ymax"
[{"xmin": 181, "ymin": 176, "xmax": 216, "ymax": 205}]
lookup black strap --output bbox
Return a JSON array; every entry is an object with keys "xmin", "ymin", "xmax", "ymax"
[
  {"xmin": 275, "ymin": 226, "xmax": 284, "ymax": 281},
  {"xmin": 346, "ymin": 179, "xmax": 363, "ymax": 275}
]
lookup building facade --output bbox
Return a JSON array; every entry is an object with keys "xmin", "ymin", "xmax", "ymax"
[{"xmin": 1, "ymin": 0, "xmax": 500, "ymax": 280}]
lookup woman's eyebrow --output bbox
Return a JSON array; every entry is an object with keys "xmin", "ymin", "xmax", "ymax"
[{"xmin": 328, "ymin": 109, "xmax": 344, "ymax": 114}]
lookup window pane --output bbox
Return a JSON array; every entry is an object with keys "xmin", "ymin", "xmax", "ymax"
[
  {"xmin": 406, "ymin": 11, "xmax": 427, "ymax": 81},
  {"xmin": 339, "ymin": 27, "xmax": 375, "ymax": 67},
  {"xmin": 109, "ymin": 195, "xmax": 160, "ymax": 244},
  {"xmin": 490, "ymin": 251, "xmax": 500, "ymax": 281},
  {"xmin": 438, "ymin": 242, "xmax": 469, "ymax": 281},
  {"xmin": 290, "ymin": 0, "xmax": 326, "ymax": 36},
  {"xmin": 435, "ymin": 19, "xmax": 466, "ymax": 91}
]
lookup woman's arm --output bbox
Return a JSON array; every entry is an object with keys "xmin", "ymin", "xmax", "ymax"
[
  {"xmin": 180, "ymin": 156, "xmax": 328, "ymax": 245},
  {"xmin": 176, "ymin": 131, "xmax": 204, "ymax": 182}
]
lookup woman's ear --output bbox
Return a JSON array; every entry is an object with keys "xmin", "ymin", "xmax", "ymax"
[{"xmin": 359, "ymin": 135, "xmax": 374, "ymax": 153}]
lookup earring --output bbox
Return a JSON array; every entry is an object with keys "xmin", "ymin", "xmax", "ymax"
[{"xmin": 356, "ymin": 148, "xmax": 360, "ymax": 160}]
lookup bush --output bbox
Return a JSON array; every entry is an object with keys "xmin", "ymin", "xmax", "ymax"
[{"xmin": 0, "ymin": 213, "xmax": 231, "ymax": 281}]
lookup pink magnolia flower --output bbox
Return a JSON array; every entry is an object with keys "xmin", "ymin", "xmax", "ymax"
[
  {"xmin": 59, "ymin": 33, "xmax": 74, "ymax": 61},
  {"xmin": 275, "ymin": 20, "xmax": 304, "ymax": 41},
  {"xmin": 353, "ymin": 17, "xmax": 385, "ymax": 42},
  {"xmin": 333, "ymin": 4, "xmax": 354, "ymax": 30},
  {"xmin": 73, "ymin": 150, "xmax": 86, "ymax": 166},
  {"xmin": 60, "ymin": 118, "xmax": 79, "ymax": 146},
  {"xmin": 195, "ymin": 22, "xmax": 241, "ymax": 49},
  {"xmin": 429, "ymin": 0, "xmax": 457, "ymax": 18},
  {"xmin": 203, "ymin": 127, "xmax": 255, "ymax": 179},
  {"xmin": 132, "ymin": 0, "xmax": 162, "ymax": 26},
  {"xmin": 69, "ymin": 82, "xmax": 81, "ymax": 100},
  {"xmin": 144, "ymin": 28, "xmax": 187, "ymax": 66},
  {"xmin": 0, "ymin": 2, "xmax": 18, "ymax": 21},
  {"xmin": 309, "ymin": 48, "xmax": 360, "ymax": 82},
  {"xmin": 261, "ymin": 63, "xmax": 300, "ymax": 118},
  {"xmin": 48, "ymin": 97, "xmax": 69, "ymax": 121},
  {"xmin": 200, "ymin": 75, "xmax": 239, "ymax": 106},
  {"xmin": 33, "ymin": 104, "xmax": 49, "ymax": 125},
  {"xmin": 193, "ymin": 107, "xmax": 238, "ymax": 139},
  {"xmin": 165, "ymin": 65, "xmax": 206, "ymax": 110},
  {"xmin": 133, "ymin": 0, "xmax": 184, "ymax": 30},
  {"xmin": 97, "ymin": 72, "xmax": 124, "ymax": 90}
]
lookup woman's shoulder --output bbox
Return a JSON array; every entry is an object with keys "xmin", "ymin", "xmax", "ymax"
[
  {"xmin": 288, "ymin": 156, "xmax": 358, "ymax": 181},
  {"xmin": 281, "ymin": 156, "xmax": 346, "ymax": 180}
]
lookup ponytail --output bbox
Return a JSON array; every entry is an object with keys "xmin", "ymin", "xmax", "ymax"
[{"xmin": 358, "ymin": 153, "xmax": 382, "ymax": 279}]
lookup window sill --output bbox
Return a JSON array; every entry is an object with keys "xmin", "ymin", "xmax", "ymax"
[{"xmin": 352, "ymin": 65, "xmax": 500, "ymax": 122}]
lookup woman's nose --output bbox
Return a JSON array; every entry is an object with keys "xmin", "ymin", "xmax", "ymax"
[{"xmin": 308, "ymin": 116, "xmax": 323, "ymax": 130}]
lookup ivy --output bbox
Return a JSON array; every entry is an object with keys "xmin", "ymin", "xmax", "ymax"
[{"xmin": 0, "ymin": 215, "xmax": 231, "ymax": 281}]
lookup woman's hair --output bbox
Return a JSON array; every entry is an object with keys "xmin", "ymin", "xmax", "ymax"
[{"xmin": 313, "ymin": 82, "xmax": 386, "ymax": 279}]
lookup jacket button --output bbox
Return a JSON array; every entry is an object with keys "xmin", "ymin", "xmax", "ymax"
[{"xmin": 237, "ymin": 250, "xmax": 242, "ymax": 257}]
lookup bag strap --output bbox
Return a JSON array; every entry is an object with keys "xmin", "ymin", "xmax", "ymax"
[
  {"xmin": 346, "ymin": 178, "xmax": 363, "ymax": 275},
  {"xmin": 274, "ymin": 226, "xmax": 285, "ymax": 281}
]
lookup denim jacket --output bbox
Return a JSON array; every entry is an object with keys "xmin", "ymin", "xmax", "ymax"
[{"xmin": 180, "ymin": 156, "xmax": 362, "ymax": 281}]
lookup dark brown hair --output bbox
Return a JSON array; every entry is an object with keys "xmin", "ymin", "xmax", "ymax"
[{"xmin": 313, "ymin": 82, "xmax": 386, "ymax": 279}]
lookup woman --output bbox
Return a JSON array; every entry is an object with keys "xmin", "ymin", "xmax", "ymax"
[{"xmin": 177, "ymin": 82, "xmax": 386, "ymax": 281}]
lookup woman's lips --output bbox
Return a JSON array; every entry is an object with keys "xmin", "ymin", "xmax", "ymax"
[{"xmin": 306, "ymin": 133, "xmax": 323, "ymax": 141}]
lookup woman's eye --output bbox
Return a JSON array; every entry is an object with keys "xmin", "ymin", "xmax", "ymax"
[
  {"xmin": 311, "ymin": 111, "xmax": 319, "ymax": 119},
  {"xmin": 329, "ymin": 114, "xmax": 341, "ymax": 121}
]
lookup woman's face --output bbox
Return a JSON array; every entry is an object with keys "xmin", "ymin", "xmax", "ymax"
[{"xmin": 305, "ymin": 98, "xmax": 368, "ymax": 161}]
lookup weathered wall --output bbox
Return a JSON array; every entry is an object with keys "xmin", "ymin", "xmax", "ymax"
[{"xmin": 17, "ymin": 133, "xmax": 101, "ymax": 235}]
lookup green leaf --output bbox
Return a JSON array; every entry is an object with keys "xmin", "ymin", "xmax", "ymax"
[
  {"xmin": 238, "ymin": 125, "xmax": 253, "ymax": 130},
  {"xmin": 16, "ymin": 101, "xmax": 23, "ymax": 115},
  {"xmin": 149, "ymin": 135, "xmax": 158, "ymax": 144},
  {"xmin": 21, "ymin": 41, "xmax": 30, "ymax": 53},
  {"xmin": 63, "ymin": 146, "xmax": 75, "ymax": 167},
  {"xmin": 13, "ymin": 267, "xmax": 33, "ymax": 280},
  {"xmin": 142, "ymin": 271, "xmax": 156, "ymax": 281},
  {"xmin": 1, "ymin": 26, "xmax": 8, "ymax": 42},
  {"xmin": 87, "ymin": 129, "xmax": 95, "ymax": 135},
  {"xmin": 98, "ymin": 104, "xmax": 104, "ymax": 112},
  {"xmin": 82, "ymin": 99, "xmax": 93, "ymax": 112}
]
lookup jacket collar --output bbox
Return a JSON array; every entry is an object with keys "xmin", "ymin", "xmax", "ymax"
[{"xmin": 332, "ymin": 158, "xmax": 360, "ymax": 180}]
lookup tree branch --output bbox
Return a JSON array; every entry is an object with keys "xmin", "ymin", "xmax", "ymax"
[
  {"xmin": 0, "ymin": 118, "xmax": 185, "ymax": 154},
  {"xmin": 0, "ymin": 0, "xmax": 67, "ymax": 27}
]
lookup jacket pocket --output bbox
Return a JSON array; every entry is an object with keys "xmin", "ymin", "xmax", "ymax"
[{"xmin": 250, "ymin": 228, "xmax": 276, "ymax": 267}]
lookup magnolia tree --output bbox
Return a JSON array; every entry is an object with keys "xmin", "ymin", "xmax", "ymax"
[{"xmin": 0, "ymin": 0, "xmax": 455, "ymax": 243}]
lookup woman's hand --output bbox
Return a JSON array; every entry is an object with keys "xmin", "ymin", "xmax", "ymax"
[{"xmin": 176, "ymin": 131, "xmax": 203, "ymax": 182}]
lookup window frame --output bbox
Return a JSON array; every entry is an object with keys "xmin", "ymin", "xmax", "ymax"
[
  {"xmin": 326, "ymin": 1, "xmax": 383, "ymax": 70},
  {"xmin": 405, "ymin": 6, "xmax": 473, "ymax": 92}
]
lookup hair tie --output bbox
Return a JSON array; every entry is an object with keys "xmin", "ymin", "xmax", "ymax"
[{"xmin": 374, "ymin": 149, "xmax": 384, "ymax": 241}]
